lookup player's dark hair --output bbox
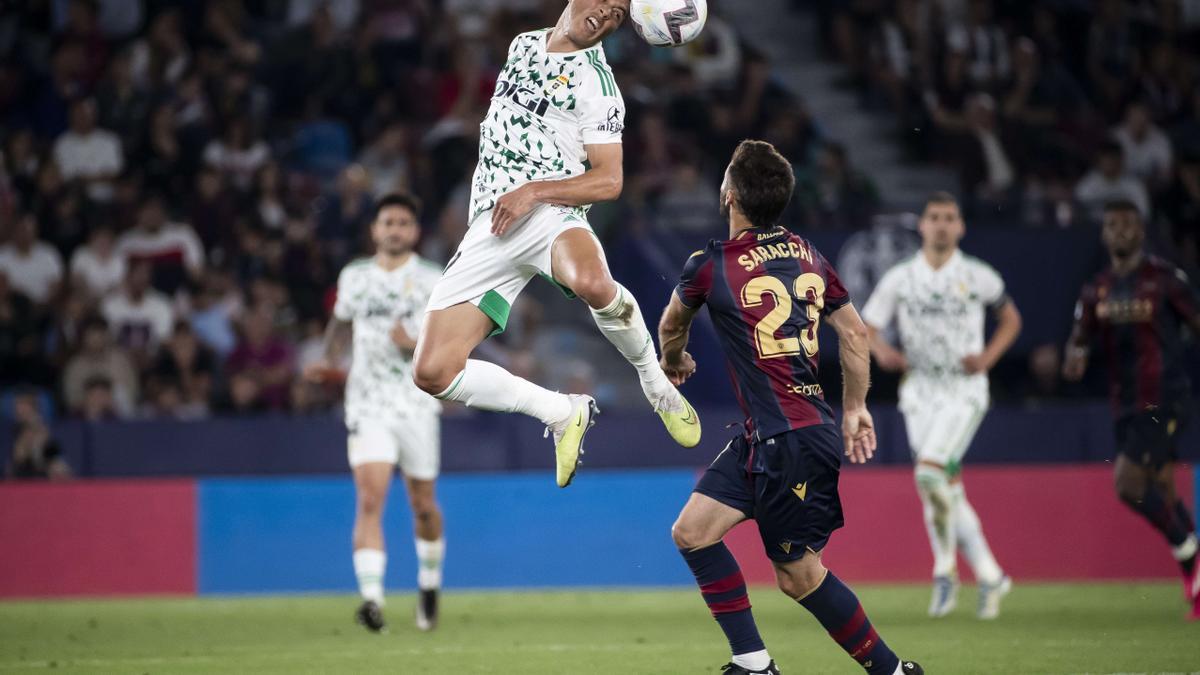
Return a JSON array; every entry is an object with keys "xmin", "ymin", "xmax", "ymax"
[
  {"xmin": 1103, "ymin": 199, "xmax": 1142, "ymax": 219},
  {"xmin": 727, "ymin": 140, "xmax": 795, "ymax": 229},
  {"xmin": 924, "ymin": 191, "xmax": 959, "ymax": 208},
  {"xmin": 373, "ymin": 193, "xmax": 421, "ymax": 221}
]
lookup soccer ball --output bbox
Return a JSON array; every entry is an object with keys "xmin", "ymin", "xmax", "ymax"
[{"xmin": 629, "ymin": 0, "xmax": 708, "ymax": 47}]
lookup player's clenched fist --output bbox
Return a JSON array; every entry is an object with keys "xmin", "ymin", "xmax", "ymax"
[
  {"xmin": 842, "ymin": 407, "xmax": 877, "ymax": 464},
  {"xmin": 491, "ymin": 184, "xmax": 542, "ymax": 236},
  {"xmin": 660, "ymin": 351, "xmax": 697, "ymax": 386}
]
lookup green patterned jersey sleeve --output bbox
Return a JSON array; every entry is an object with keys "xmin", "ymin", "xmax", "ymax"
[{"xmin": 578, "ymin": 52, "xmax": 624, "ymax": 145}]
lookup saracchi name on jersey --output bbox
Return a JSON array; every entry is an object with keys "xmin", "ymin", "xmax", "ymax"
[
  {"xmin": 676, "ymin": 226, "xmax": 850, "ymax": 441},
  {"xmin": 333, "ymin": 256, "xmax": 443, "ymax": 428},
  {"xmin": 469, "ymin": 29, "xmax": 624, "ymax": 222},
  {"xmin": 1073, "ymin": 256, "xmax": 1200, "ymax": 417}
]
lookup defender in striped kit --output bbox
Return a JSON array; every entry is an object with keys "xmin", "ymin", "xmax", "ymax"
[{"xmin": 660, "ymin": 140, "xmax": 922, "ymax": 675}]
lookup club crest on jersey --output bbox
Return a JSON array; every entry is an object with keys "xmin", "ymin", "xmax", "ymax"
[
  {"xmin": 494, "ymin": 79, "xmax": 551, "ymax": 117},
  {"xmin": 544, "ymin": 74, "xmax": 570, "ymax": 96}
]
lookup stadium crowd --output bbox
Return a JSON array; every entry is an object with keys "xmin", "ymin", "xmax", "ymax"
[
  {"xmin": 0, "ymin": 0, "xmax": 813, "ymax": 423},
  {"xmin": 817, "ymin": 0, "xmax": 1200, "ymax": 263}
]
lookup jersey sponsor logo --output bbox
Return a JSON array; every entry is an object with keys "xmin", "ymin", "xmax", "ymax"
[
  {"xmin": 596, "ymin": 106, "xmax": 624, "ymax": 133},
  {"xmin": 544, "ymin": 74, "xmax": 570, "ymax": 96},
  {"xmin": 1096, "ymin": 298, "xmax": 1154, "ymax": 323},
  {"xmin": 786, "ymin": 383, "xmax": 824, "ymax": 397},
  {"xmin": 792, "ymin": 482, "xmax": 807, "ymax": 500},
  {"xmin": 737, "ymin": 241, "xmax": 814, "ymax": 271},
  {"xmin": 494, "ymin": 79, "xmax": 552, "ymax": 117}
]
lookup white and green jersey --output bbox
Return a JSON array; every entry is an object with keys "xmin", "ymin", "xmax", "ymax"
[
  {"xmin": 469, "ymin": 29, "xmax": 624, "ymax": 221},
  {"xmin": 333, "ymin": 255, "xmax": 442, "ymax": 427},
  {"xmin": 860, "ymin": 250, "xmax": 1007, "ymax": 404}
]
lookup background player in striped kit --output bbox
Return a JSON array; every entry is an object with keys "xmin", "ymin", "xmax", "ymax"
[
  {"xmin": 1064, "ymin": 200, "xmax": 1200, "ymax": 621},
  {"xmin": 861, "ymin": 193, "xmax": 1021, "ymax": 619}
]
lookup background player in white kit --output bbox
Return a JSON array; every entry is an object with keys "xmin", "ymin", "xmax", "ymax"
[
  {"xmin": 412, "ymin": 0, "xmax": 701, "ymax": 491},
  {"xmin": 860, "ymin": 192, "xmax": 1022, "ymax": 620},
  {"xmin": 305, "ymin": 194, "xmax": 445, "ymax": 634}
]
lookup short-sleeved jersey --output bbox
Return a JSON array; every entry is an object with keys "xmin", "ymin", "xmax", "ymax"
[
  {"xmin": 469, "ymin": 29, "xmax": 624, "ymax": 221},
  {"xmin": 333, "ymin": 255, "xmax": 443, "ymax": 427},
  {"xmin": 1071, "ymin": 255, "xmax": 1199, "ymax": 417},
  {"xmin": 860, "ymin": 250, "xmax": 1006, "ymax": 403},
  {"xmin": 675, "ymin": 226, "xmax": 851, "ymax": 442}
]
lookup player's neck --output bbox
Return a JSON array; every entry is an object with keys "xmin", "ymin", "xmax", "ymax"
[
  {"xmin": 728, "ymin": 216, "xmax": 756, "ymax": 239},
  {"xmin": 1110, "ymin": 250, "xmax": 1144, "ymax": 276},
  {"xmin": 921, "ymin": 246, "xmax": 957, "ymax": 270},
  {"xmin": 375, "ymin": 251, "xmax": 413, "ymax": 271},
  {"xmin": 547, "ymin": 18, "xmax": 594, "ymax": 53}
]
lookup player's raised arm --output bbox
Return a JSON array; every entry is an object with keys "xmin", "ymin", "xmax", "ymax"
[
  {"xmin": 658, "ymin": 293, "xmax": 699, "ymax": 386},
  {"xmin": 827, "ymin": 303, "xmax": 876, "ymax": 464}
]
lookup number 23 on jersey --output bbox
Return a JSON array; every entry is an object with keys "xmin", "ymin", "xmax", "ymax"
[{"xmin": 740, "ymin": 273, "xmax": 827, "ymax": 359}]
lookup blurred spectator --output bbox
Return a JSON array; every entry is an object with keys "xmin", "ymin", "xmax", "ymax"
[
  {"xmin": 1024, "ymin": 343, "xmax": 1063, "ymax": 402},
  {"xmin": 1074, "ymin": 141, "xmax": 1150, "ymax": 221},
  {"xmin": 139, "ymin": 103, "xmax": 189, "ymax": 200},
  {"xmin": 127, "ymin": 8, "xmax": 191, "ymax": 89},
  {"xmin": 69, "ymin": 224, "xmax": 126, "ymax": 299},
  {"xmin": 923, "ymin": 47, "xmax": 972, "ymax": 135},
  {"xmin": 0, "ymin": 272, "xmax": 49, "ymax": 387},
  {"xmin": 1161, "ymin": 153, "xmax": 1200, "ymax": 268},
  {"xmin": 318, "ymin": 164, "xmax": 374, "ymax": 253},
  {"xmin": 58, "ymin": 0, "xmax": 111, "ymax": 87},
  {"xmin": 101, "ymin": 261, "xmax": 175, "ymax": 365},
  {"xmin": 225, "ymin": 306, "xmax": 294, "ymax": 411},
  {"xmin": 1173, "ymin": 89, "xmax": 1200, "ymax": 158},
  {"xmin": 117, "ymin": 194, "xmax": 205, "ymax": 296},
  {"xmin": 946, "ymin": 0, "xmax": 1010, "ymax": 90},
  {"xmin": 794, "ymin": 143, "xmax": 880, "ymax": 229},
  {"xmin": 358, "ymin": 122, "xmax": 412, "ymax": 199},
  {"xmin": 188, "ymin": 166, "xmax": 240, "ymax": 255},
  {"xmin": 1087, "ymin": 0, "xmax": 1138, "ymax": 109},
  {"xmin": 5, "ymin": 393, "xmax": 70, "ymax": 480},
  {"xmin": 147, "ymin": 321, "xmax": 216, "ymax": 419},
  {"xmin": 1111, "ymin": 101, "xmax": 1173, "ymax": 188},
  {"xmin": 672, "ymin": 13, "xmax": 742, "ymax": 90},
  {"xmin": 80, "ymin": 376, "xmax": 119, "ymax": 421},
  {"xmin": 203, "ymin": 117, "xmax": 270, "ymax": 192},
  {"xmin": 251, "ymin": 162, "xmax": 288, "ymax": 231},
  {"xmin": 0, "ymin": 212, "xmax": 64, "ymax": 307},
  {"xmin": 96, "ymin": 49, "xmax": 151, "ymax": 156},
  {"xmin": 958, "ymin": 93, "xmax": 1017, "ymax": 203},
  {"xmin": 61, "ymin": 316, "xmax": 137, "ymax": 417},
  {"xmin": 190, "ymin": 271, "xmax": 240, "ymax": 358},
  {"xmin": 1000, "ymin": 38, "xmax": 1085, "ymax": 131},
  {"xmin": 52, "ymin": 96, "xmax": 123, "ymax": 202}
]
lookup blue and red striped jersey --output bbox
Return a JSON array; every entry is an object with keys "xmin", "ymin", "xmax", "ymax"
[
  {"xmin": 1073, "ymin": 255, "xmax": 1200, "ymax": 417},
  {"xmin": 675, "ymin": 226, "xmax": 850, "ymax": 441}
]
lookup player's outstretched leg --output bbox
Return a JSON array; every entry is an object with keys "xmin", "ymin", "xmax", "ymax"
[
  {"xmin": 352, "ymin": 463, "xmax": 393, "ymax": 633},
  {"xmin": 915, "ymin": 461, "xmax": 959, "ymax": 617},
  {"xmin": 674, "ymin": 494, "xmax": 775, "ymax": 674},
  {"xmin": 778, "ymin": 554, "xmax": 922, "ymax": 675},
  {"xmin": 406, "ymin": 477, "xmax": 444, "ymax": 631},
  {"xmin": 551, "ymin": 230, "xmax": 701, "ymax": 448},
  {"xmin": 1113, "ymin": 457, "xmax": 1199, "ymax": 615},
  {"xmin": 952, "ymin": 481, "xmax": 1011, "ymax": 619},
  {"xmin": 414, "ymin": 304, "xmax": 591, "ymax": 487}
]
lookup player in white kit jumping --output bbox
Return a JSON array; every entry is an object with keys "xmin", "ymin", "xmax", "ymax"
[
  {"xmin": 306, "ymin": 194, "xmax": 445, "ymax": 634},
  {"xmin": 411, "ymin": 0, "xmax": 701, "ymax": 491},
  {"xmin": 861, "ymin": 192, "xmax": 1022, "ymax": 620}
]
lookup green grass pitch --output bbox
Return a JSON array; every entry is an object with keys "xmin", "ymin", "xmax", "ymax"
[{"xmin": 0, "ymin": 583, "xmax": 1194, "ymax": 674}]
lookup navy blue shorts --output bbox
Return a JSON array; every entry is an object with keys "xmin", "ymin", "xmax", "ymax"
[
  {"xmin": 695, "ymin": 424, "xmax": 845, "ymax": 563},
  {"xmin": 1115, "ymin": 404, "xmax": 1189, "ymax": 469}
]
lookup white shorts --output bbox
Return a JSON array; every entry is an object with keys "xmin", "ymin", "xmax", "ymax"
[
  {"xmin": 347, "ymin": 414, "xmax": 441, "ymax": 480},
  {"xmin": 426, "ymin": 203, "xmax": 592, "ymax": 334},
  {"xmin": 900, "ymin": 396, "xmax": 987, "ymax": 471}
]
